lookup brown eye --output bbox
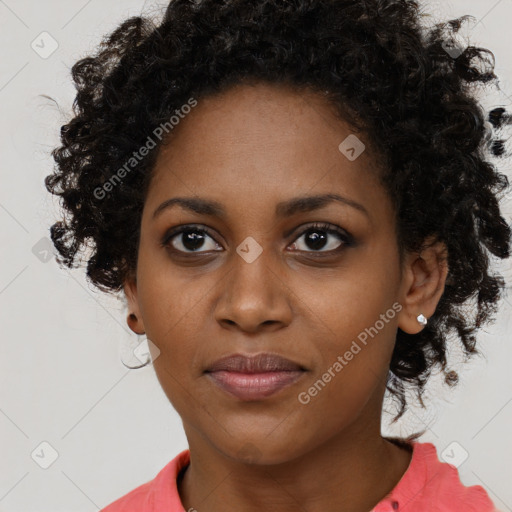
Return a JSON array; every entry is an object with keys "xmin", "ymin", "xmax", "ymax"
[
  {"xmin": 162, "ymin": 225, "xmax": 222, "ymax": 254},
  {"xmin": 289, "ymin": 222, "xmax": 353, "ymax": 253}
]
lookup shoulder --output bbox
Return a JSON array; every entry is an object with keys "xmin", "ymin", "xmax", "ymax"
[
  {"xmin": 375, "ymin": 440, "xmax": 499, "ymax": 512},
  {"xmin": 418, "ymin": 442, "xmax": 497, "ymax": 511},
  {"xmin": 99, "ymin": 449, "xmax": 190, "ymax": 512},
  {"xmin": 100, "ymin": 480, "xmax": 152, "ymax": 512}
]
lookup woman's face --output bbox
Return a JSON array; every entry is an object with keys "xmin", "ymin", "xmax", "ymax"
[{"xmin": 125, "ymin": 82, "xmax": 437, "ymax": 464}]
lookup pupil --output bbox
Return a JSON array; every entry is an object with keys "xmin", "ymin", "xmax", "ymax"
[
  {"xmin": 306, "ymin": 230, "xmax": 327, "ymax": 250},
  {"xmin": 183, "ymin": 231, "xmax": 205, "ymax": 251}
]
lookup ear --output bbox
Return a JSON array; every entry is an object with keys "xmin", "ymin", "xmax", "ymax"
[
  {"xmin": 396, "ymin": 236, "xmax": 449, "ymax": 335},
  {"xmin": 123, "ymin": 274, "xmax": 145, "ymax": 335}
]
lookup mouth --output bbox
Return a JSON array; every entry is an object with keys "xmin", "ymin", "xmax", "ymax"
[{"xmin": 204, "ymin": 353, "xmax": 307, "ymax": 401}]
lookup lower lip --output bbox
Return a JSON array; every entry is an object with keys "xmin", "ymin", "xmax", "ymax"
[{"xmin": 205, "ymin": 370, "xmax": 305, "ymax": 400}]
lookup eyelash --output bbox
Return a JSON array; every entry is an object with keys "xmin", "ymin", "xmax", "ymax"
[{"xmin": 160, "ymin": 222, "xmax": 354, "ymax": 257}]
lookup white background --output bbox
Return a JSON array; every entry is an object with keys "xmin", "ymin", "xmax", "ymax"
[{"xmin": 1, "ymin": 0, "xmax": 511, "ymax": 510}]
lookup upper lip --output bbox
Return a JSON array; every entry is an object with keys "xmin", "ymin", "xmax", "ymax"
[{"xmin": 205, "ymin": 353, "xmax": 306, "ymax": 373}]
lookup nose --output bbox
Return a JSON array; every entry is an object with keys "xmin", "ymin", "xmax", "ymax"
[{"xmin": 213, "ymin": 245, "xmax": 293, "ymax": 333}]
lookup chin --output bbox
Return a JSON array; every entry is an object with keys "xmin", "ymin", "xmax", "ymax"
[{"xmin": 220, "ymin": 436, "xmax": 308, "ymax": 467}]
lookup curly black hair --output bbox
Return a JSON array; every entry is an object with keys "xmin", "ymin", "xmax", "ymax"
[{"xmin": 45, "ymin": 0, "xmax": 512, "ymax": 423}]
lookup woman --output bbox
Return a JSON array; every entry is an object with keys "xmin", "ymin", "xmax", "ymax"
[{"xmin": 45, "ymin": 0, "xmax": 511, "ymax": 510}]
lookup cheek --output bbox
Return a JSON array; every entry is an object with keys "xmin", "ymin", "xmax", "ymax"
[
  {"xmin": 293, "ymin": 257, "xmax": 398, "ymax": 347},
  {"xmin": 137, "ymin": 249, "xmax": 206, "ymax": 339},
  {"xmin": 295, "ymin": 305, "xmax": 398, "ymax": 434},
  {"xmin": 136, "ymin": 267, "xmax": 214, "ymax": 398},
  {"xmin": 297, "ymin": 272, "xmax": 399, "ymax": 402},
  {"xmin": 325, "ymin": 296, "xmax": 399, "ymax": 373}
]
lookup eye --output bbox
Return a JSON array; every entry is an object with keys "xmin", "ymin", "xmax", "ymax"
[
  {"xmin": 289, "ymin": 222, "xmax": 353, "ymax": 254},
  {"xmin": 161, "ymin": 222, "xmax": 353, "ymax": 255},
  {"xmin": 162, "ymin": 224, "xmax": 222, "ymax": 254}
]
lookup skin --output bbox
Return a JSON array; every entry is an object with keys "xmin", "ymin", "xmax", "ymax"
[{"xmin": 124, "ymin": 81, "xmax": 448, "ymax": 512}]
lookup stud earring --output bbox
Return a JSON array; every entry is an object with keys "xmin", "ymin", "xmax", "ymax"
[{"xmin": 417, "ymin": 313, "xmax": 427, "ymax": 326}]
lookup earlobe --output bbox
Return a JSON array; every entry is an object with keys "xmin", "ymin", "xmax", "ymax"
[
  {"xmin": 397, "ymin": 238, "xmax": 449, "ymax": 335},
  {"xmin": 123, "ymin": 277, "xmax": 145, "ymax": 335}
]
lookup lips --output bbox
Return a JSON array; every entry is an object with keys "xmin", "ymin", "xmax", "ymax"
[
  {"xmin": 204, "ymin": 353, "xmax": 307, "ymax": 401},
  {"xmin": 205, "ymin": 353, "xmax": 306, "ymax": 373}
]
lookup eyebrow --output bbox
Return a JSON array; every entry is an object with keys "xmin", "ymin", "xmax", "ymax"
[{"xmin": 152, "ymin": 193, "xmax": 370, "ymax": 220}]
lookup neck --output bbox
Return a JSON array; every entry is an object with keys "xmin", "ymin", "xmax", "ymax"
[{"xmin": 178, "ymin": 414, "xmax": 413, "ymax": 512}]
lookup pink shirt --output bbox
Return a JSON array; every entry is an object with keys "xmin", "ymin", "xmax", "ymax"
[{"xmin": 100, "ymin": 441, "xmax": 499, "ymax": 511}]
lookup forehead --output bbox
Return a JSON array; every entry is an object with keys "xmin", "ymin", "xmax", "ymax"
[{"xmin": 144, "ymin": 82, "xmax": 393, "ymax": 227}]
